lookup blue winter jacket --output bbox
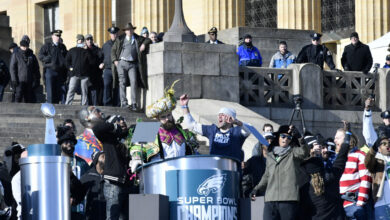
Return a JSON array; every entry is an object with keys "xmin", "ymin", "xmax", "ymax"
[
  {"xmin": 269, "ymin": 51, "xmax": 296, "ymax": 68},
  {"xmin": 237, "ymin": 45, "xmax": 262, "ymax": 67}
]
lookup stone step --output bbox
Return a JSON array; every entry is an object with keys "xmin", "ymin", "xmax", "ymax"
[
  {"xmin": 0, "ymin": 127, "xmax": 45, "ymax": 134},
  {"xmin": 0, "ymin": 15, "xmax": 9, "ymax": 27},
  {"xmin": 0, "ymin": 137, "xmax": 44, "ymax": 147},
  {"xmin": 0, "ymin": 131, "xmax": 44, "ymax": 138}
]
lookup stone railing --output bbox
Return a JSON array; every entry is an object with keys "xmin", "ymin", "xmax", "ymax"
[
  {"xmin": 322, "ymin": 70, "xmax": 377, "ymax": 110},
  {"xmin": 240, "ymin": 64, "xmax": 390, "ymax": 111},
  {"xmin": 239, "ymin": 67, "xmax": 294, "ymax": 107}
]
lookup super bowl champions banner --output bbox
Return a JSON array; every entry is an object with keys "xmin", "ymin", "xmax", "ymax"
[{"xmin": 166, "ymin": 169, "xmax": 240, "ymax": 220}]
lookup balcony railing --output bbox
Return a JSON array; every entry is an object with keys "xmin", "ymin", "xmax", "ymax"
[{"xmin": 239, "ymin": 64, "xmax": 386, "ymax": 111}]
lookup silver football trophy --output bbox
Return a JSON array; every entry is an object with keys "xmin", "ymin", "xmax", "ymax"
[
  {"xmin": 20, "ymin": 104, "xmax": 70, "ymax": 220},
  {"xmin": 41, "ymin": 103, "xmax": 57, "ymax": 144}
]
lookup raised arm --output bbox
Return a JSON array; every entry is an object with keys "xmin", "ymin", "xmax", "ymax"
[
  {"xmin": 362, "ymin": 97, "xmax": 377, "ymax": 147},
  {"xmin": 180, "ymin": 94, "xmax": 203, "ymax": 135}
]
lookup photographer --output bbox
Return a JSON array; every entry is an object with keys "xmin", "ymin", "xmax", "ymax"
[
  {"xmin": 298, "ymin": 122, "xmax": 351, "ymax": 220},
  {"xmin": 250, "ymin": 125, "xmax": 309, "ymax": 220},
  {"xmin": 92, "ymin": 119, "xmax": 130, "ymax": 219}
]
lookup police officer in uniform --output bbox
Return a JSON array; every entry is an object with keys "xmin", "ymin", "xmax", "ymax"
[
  {"xmin": 205, "ymin": 27, "xmax": 224, "ymax": 44},
  {"xmin": 100, "ymin": 26, "xmax": 120, "ymax": 106},
  {"xmin": 38, "ymin": 29, "xmax": 68, "ymax": 103},
  {"xmin": 296, "ymin": 33, "xmax": 335, "ymax": 70}
]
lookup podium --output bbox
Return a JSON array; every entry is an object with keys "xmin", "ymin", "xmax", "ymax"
[{"xmin": 138, "ymin": 155, "xmax": 240, "ymax": 220}]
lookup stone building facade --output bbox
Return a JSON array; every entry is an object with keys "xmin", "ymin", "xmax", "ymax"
[{"xmin": 0, "ymin": 0, "xmax": 388, "ymax": 62}]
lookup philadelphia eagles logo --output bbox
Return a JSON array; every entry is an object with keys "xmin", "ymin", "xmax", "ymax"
[{"xmin": 197, "ymin": 174, "xmax": 227, "ymax": 196}]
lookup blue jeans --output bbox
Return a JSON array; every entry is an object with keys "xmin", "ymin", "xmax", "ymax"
[
  {"xmin": 345, "ymin": 204, "xmax": 367, "ymax": 220},
  {"xmin": 103, "ymin": 181, "xmax": 128, "ymax": 220},
  {"xmin": 375, "ymin": 204, "xmax": 390, "ymax": 220}
]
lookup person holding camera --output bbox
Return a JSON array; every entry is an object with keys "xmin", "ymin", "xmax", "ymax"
[
  {"xmin": 250, "ymin": 125, "xmax": 309, "ymax": 220},
  {"xmin": 298, "ymin": 121, "xmax": 351, "ymax": 220},
  {"xmin": 92, "ymin": 119, "xmax": 130, "ymax": 220}
]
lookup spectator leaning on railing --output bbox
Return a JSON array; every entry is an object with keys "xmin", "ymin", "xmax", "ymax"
[{"xmin": 269, "ymin": 41, "xmax": 296, "ymax": 68}]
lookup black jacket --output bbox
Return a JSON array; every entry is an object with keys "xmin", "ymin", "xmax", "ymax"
[
  {"xmin": 296, "ymin": 44, "xmax": 335, "ymax": 69},
  {"xmin": 10, "ymin": 49, "xmax": 40, "ymax": 86},
  {"xmin": 102, "ymin": 40, "xmax": 115, "ymax": 70},
  {"xmin": 38, "ymin": 42, "xmax": 68, "ymax": 74},
  {"xmin": 0, "ymin": 59, "xmax": 10, "ymax": 85},
  {"xmin": 242, "ymin": 154, "xmax": 266, "ymax": 197},
  {"xmin": 65, "ymin": 46, "xmax": 91, "ymax": 77},
  {"xmin": 80, "ymin": 167, "xmax": 106, "ymax": 220},
  {"xmin": 86, "ymin": 45, "xmax": 103, "ymax": 85},
  {"xmin": 298, "ymin": 142, "xmax": 349, "ymax": 220},
  {"xmin": 92, "ymin": 122, "xmax": 129, "ymax": 183},
  {"xmin": 341, "ymin": 42, "xmax": 373, "ymax": 73},
  {"xmin": 205, "ymin": 40, "xmax": 224, "ymax": 44}
]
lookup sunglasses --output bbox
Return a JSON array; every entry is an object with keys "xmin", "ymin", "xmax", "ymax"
[
  {"xmin": 159, "ymin": 114, "xmax": 172, "ymax": 119},
  {"xmin": 280, "ymin": 134, "xmax": 292, "ymax": 140}
]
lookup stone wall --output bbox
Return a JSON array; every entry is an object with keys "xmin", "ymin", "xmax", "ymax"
[{"xmin": 146, "ymin": 42, "xmax": 239, "ymax": 106}]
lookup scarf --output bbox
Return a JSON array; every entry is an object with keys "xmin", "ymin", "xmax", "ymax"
[
  {"xmin": 273, "ymin": 146, "xmax": 291, "ymax": 159},
  {"xmin": 158, "ymin": 127, "xmax": 185, "ymax": 146}
]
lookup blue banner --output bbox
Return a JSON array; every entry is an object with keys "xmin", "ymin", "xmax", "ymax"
[{"xmin": 166, "ymin": 169, "xmax": 240, "ymax": 220}]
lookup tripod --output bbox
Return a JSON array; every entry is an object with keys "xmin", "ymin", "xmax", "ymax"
[{"xmin": 288, "ymin": 96, "xmax": 307, "ymax": 134}]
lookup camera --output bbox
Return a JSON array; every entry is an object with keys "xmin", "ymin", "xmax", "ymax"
[{"xmin": 293, "ymin": 95, "xmax": 303, "ymax": 108}]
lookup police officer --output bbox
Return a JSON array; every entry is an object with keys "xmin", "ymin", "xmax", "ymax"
[
  {"xmin": 296, "ymin": 33, "xmax": 335, "ymax": 70},
  {"xmin": 38, "ymin": 29, "xmax": 68, "ymax": 103},
  {"xmin": 100, "ymin": 26, "xmax": 120, "ymax": 106},
  {"xmin": 341, "ymin": 32, "xmax": 373, "ymax": 73},
  {"xmin": 205, "ymin": 27, "xmax": 224, "ymax": 44}
]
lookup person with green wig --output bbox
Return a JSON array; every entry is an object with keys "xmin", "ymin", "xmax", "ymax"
[{"xmin": 128, "ymin": 81, "xmax": 198, "ymax": 173}]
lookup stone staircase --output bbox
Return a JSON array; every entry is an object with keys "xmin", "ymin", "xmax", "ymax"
[{"xmin": 0, "ymin": 103, "xmax": 150, "ymax": 156}]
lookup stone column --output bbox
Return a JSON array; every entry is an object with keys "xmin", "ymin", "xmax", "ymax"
[
  {"xmin": 277, "ymin": 0, "xmax": 321, "ymax": 33},
  {"xmin": 164, "ymin": 0, "xmax": 196, "ymax": 42},
  {"xmin": 115, "ymin": 0, "xmax": 131, "ymax": 30},
  {"xmin": 131, "ymin": 0, "xmax": 175, "ymax": 33},
  {"xmin": 202, "ymin": 0, "xmax": 245, "ymax": 33},
  {"xmin": 73, "ymin": 0, "xmax": 111, "ymax": 47},
  {"xmin": 355, "ymin": 0, "xmax": 390, "ymax": 43}
]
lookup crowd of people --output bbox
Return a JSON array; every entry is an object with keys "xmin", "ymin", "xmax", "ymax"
[
  {"xmin": 0, "ymin": 89, "xmax": 387, "ymax": 219},
  {"xmin": 1, "ymin": 22, "xmax": 390, "ymax": 220},
  {"xmin": 0, "ymin": 25, "xmax": 385, "ymax": 107}
]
